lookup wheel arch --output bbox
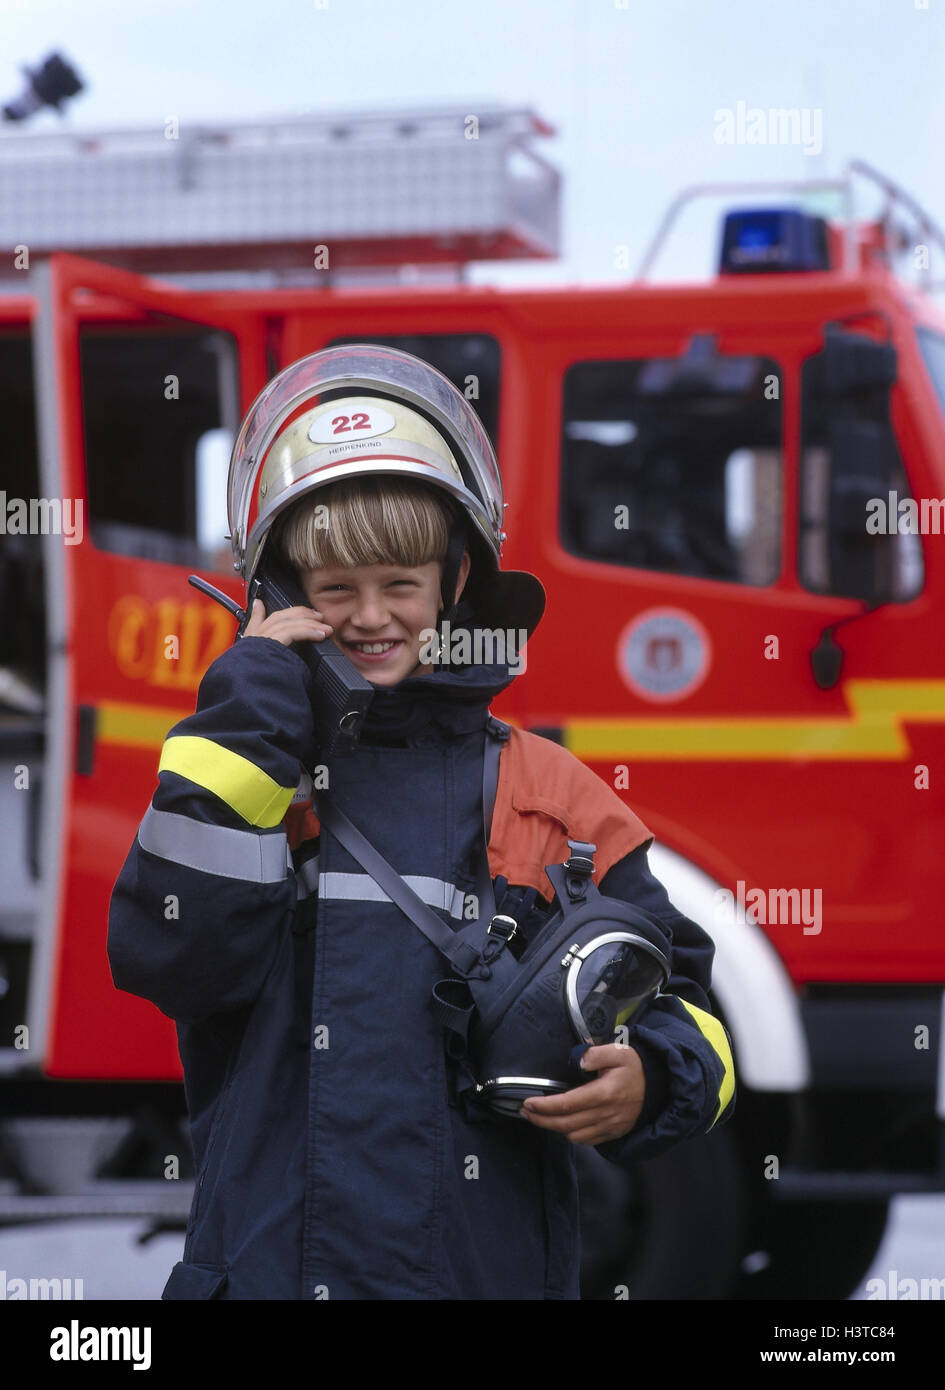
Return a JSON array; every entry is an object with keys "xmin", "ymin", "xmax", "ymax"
[{"xmin": 647, "ymin": 842, "xmax": 810, "ymax": 1092}]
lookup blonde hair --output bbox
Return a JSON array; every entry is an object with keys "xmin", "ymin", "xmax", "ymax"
[{"xmin": 272, "ymin": 475, "xmax": 457, "ymax": 572}]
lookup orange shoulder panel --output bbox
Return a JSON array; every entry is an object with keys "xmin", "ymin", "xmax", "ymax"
[
  {"xmin": 283, "ymin": 727, "xmax": 651, "ymax": 898},
  {"xmin": 487, "ymin": 725, "xmax": 652, "ymax": 900}
]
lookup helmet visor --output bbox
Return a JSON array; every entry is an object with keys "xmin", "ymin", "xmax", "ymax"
[{"xmin": 564, "ymin": 932, "xmax": 670, "ymax": 1046}]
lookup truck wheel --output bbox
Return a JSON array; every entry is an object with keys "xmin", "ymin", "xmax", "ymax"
[
  {"xmin": 735, "ymin": 1198, "xmax": 890, "ymax": 1300},
  {"xmin": 578, "ymin": 1124, "xmax": 746, "ymax": 1300}
]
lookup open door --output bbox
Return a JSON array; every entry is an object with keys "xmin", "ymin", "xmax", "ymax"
[{"xmin": 26, "ymin": 253, "xmax": 269, "ymax": 1080}]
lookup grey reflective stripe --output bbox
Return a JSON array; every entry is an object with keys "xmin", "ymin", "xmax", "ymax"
[
  {"xmin": 295, "ymin": 854, "xmax": 320, "ymax": 900},
  {"xmin": 138, "ymin": 805, "xmax": 290, "ymax": 883},
  {"xmin": 318, "ymin": 872, "xmax": 469, "ymax": 920}
]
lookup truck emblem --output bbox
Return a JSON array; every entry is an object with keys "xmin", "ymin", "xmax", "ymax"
[{"xmin": 618, "ymin": 608, "xmax": 711, "ymax": 703}]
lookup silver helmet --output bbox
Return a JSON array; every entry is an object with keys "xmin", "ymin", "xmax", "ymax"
[{"xmin": 226, "ymin": 343, "xmax": 545, "ymax": 635}]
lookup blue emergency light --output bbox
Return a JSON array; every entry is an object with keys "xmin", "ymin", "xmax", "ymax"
[{"xmin": 719, "ymin": 208, "xmax": 830, "ymax": 274}]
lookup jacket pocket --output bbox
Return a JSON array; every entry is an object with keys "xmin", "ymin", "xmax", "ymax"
[
  {"xmin": 190, "ymin": 1062, "xmax": 238, "ymax": 1228},
  {"xmin": 491, "ymin": 795, "xmax": 572, "ymax": 902},
  {"xmin": 162, "ymin": 1261, "xmax": 229, "ymax": 1300}
]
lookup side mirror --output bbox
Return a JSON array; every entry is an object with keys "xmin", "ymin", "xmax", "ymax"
[
  {"xmin": 822, "ymin": 327, "xmax": 897, "ymax": 394},
  {"xmin": 827, "ymin": 419, "xmax": 899, "ymax": 601}
]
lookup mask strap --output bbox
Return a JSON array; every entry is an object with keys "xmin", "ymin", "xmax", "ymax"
[{"xmin": 438, "ymin": 515, "xmax": 469, "ymax": 626}]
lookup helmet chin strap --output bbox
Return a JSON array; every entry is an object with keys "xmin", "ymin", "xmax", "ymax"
[{"xmin": 438, "ymin": 515, "xmax": 470, "ymax": 631}]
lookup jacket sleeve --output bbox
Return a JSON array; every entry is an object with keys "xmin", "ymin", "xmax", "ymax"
[
  {"xmin": 107, "ymin": 636, "xmax": 318, "ymax": 1025},
  {"xmin": 591, "ymin": 842, "xmax": 736, "ymax": 1165}
]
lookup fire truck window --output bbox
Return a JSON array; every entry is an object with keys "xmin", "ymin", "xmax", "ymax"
[
  {"xmin": 800, "ymin": 350, "xmax": 923, "ymax": 602},
  {"xmin": 560, "ymin": 357, "xmax": 782, "ymax": 585},
  {"xmin": 0, "ymin": 330, "xmax": 45, "ymax": 696},
  {"xmin": 195, "ymin": 428, "xmax": 235, "ymax": 559},
  {"xmin": 81, "ymin": 328, "xmax": 238, "ymax": 572},
  {"xmin": 326, "ymin": 334, "xmax": 500, "ymax": 446},
  {"xmin": 916, "ymin": 327, "xmax": 945, "ymax": 420}
]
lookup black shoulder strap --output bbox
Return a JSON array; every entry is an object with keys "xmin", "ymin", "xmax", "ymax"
[
  {"xmin": 312, "ymin": 715, "xmax": 510, "ymax": 978},
  {"xmin": 473, "ymin": 715, "xmax": 509, "ymax": 924}
]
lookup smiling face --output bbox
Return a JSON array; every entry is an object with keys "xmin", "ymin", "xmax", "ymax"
[
  {"xmin": 299, "ymin": 553, "xmax": 470, "ymax": 686},
  {"xmin": 269, "ymin": 475, "xmax": 471, "ymax": 685}
]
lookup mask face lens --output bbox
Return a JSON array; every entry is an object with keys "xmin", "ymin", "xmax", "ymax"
[{"xmin": 569, "ymin": 937, "xmax": 667, "ymax": 1045}]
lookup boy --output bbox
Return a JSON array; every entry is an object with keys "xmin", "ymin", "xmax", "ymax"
[{"xmin": 107, "ymin": 344, "xmax": 734, "ymax": 1300}]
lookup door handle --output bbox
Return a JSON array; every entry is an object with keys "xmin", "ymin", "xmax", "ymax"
[{"xmin": 76, "ymin": 703, "xmax": 97, "ymax": 776}]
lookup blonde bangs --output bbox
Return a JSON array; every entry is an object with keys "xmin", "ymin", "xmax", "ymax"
[{"xmin": 273, "ymin": 476, "xmax": 455, "ymax": 572}]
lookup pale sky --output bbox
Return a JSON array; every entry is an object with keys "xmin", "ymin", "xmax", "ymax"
[{"xmin": 2, "ymin": 0, "xmax": 943, "ymax": 286}]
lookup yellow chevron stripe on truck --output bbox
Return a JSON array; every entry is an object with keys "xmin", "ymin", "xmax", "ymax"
[
  {"xmin": 562, "ymin": 680, "xmax": 945, "ymax": 761},
  {"xmin": 95, "ymin": 679, "xmax": 945, "ymax": 762}
]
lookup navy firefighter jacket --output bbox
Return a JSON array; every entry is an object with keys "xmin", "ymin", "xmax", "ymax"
[{"xmin": 107, "ymin": 635, "xmax": 735, "ymax": 1301}]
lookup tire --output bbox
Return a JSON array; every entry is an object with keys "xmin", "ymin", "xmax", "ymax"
[
  {"xmin": 734, "ymin": 1197, "xmax": 890, "ymax": 1300},
  {"xmin": 578, "ymin": 1124, "xmax": 746, "ymax": 1300}
]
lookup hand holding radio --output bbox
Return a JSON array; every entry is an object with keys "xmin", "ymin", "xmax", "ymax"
[
  {"xmin": 187, "ymin": 558, "xmax": 375, "ymax": 755},
  {"xmin": 242, "ymin": 596, "xmax": 334, "ymax": 646}
]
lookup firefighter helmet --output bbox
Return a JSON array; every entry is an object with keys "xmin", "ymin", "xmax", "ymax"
[{"xmin": 226, "ymin": 343, "xmax": 545, "ymax": 635}]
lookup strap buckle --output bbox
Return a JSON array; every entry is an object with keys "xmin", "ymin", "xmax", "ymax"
[
  {"xmin": 564, "ymin": 839, "xmax": 596, "ymax": 876},
  {"xmin": 562, "ymin": 839, "xmax": 596, "ymax": 904},
  {"xmin": 481, "ymin": 913, "xmax": 520, "ymax": 964}
]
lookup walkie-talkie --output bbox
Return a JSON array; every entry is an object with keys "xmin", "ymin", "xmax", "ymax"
[{"xmin": 188, "ymin": 557, "xmax": 374, "ymax": 754}]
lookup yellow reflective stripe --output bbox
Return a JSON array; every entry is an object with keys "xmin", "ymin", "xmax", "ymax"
[
  {"xmin": 678, "ymin": 999, "xmax": 735, "ymax": 1127},
  {"xmin": 158, "ymin": 735, "xmax": 296, "ymax": 828},
  {"xmin": 563, "ymin": 678, "xmax": 945, "ymax": 762}
]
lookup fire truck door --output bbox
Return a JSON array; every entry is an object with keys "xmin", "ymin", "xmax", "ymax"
[{"xmin": 28, "ymin": 253, "xmax": 267, "ymax": 1079}]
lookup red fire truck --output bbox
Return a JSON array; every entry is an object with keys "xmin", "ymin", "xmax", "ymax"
[{"xmin": 1, "ymin": 108, "xmax": 943, "ymax": 1299}]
